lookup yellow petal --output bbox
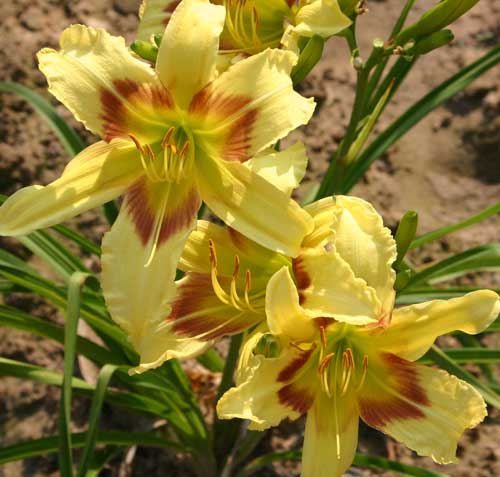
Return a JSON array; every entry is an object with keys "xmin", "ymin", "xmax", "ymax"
[
  {"xmin": 217, "ymin": 330, "xmax": 316, "ymax": 430},
  {"xmin": 0, "ymin": 140, "xmax": 141, "ymax": 236},
  {"xmin": 359, "ymin": 353, "xmax": 486, "ymax": 464},
  {"xmin": 38, "ymin": 25, "xmax": 169, "ymax": 141},
  {"xmin": 155, "ymin": 0, "xmax": 225, "ymax": 108},
  {"xmin": 302, "ymin": 391, "xmax": 359, "ymax": 477},
  {"xmin": 330, "ymin": 196, "xmax": 397, "ymax": 312},
  {"xmin": 197, "ymin": 48, "xmax": 315, "ymax": 157},
  {"xmin": 179, "ymin": 220, "xmax": 286, "ymax": 280},
  {"xmin": 266, "ymin": 267, "xmax": 316, "ymax": 342},
  {"xmin": 101, "ymin": 175, "xmax": 202, "ymax": 374},
  {"xmin": 197, "ymin": 155, "xmax": 313, "ymax": 257},
  {"xmin": 136, "ymin": 0, "xmax": 180, "ymax": 41},
  {"xmin": 375, "ymin": 290, "xmax": 500, "ymax": 361},
  {"xmin": 295, "ymin": 246, "xmax": 381, "ymax": 325},
  {"xmin": 294, "ymin": 0, "xmax": 352, "ymax": 38},
  {"xmin": 245, "ymin": 142, "xmax": 308, "ymax": 196},
  {"xmin": 303, "ymin": 196, "xmax": 336, "ymax": 248}
]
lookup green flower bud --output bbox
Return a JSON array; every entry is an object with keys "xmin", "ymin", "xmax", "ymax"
[
  {"xmin": 254, "ymin": 333, "xmax": 281, "ymax": 358},
  {"xmin": 130, "ymin": 39, "xmax": 158, "ymax": 63},
  {"xmin": 394, "ymin": 210, "xmax": 418, "ymax": 269},
  {"xmin": 396, "ymin": 0, "xmax": 479, "ymax": 45},
  {"xmin": 413, "ymin": 29, "xmax": 455, "ymax": 55},
  {"xmin": 291, "ymin": 35, "xmax": 325, "ymax": 85}
]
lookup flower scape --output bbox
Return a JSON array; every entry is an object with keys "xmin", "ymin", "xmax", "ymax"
[{"xmin": 0, "ymin": 0, "xmax": 499, "ymax": 476}]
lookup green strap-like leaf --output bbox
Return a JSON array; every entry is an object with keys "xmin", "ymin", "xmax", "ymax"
[
  {"xmin": 407, "ymin": 243, "xmax": 500, "ymax": 287},
  {"xmin": 0, "ymin": 81, "xmax": 85, "ymax": 156},
  {"xmin": 396, "ymin": 287, "xmax": 500, "ymax": 305},
  {"xmin": 420, "ymin": 348, "xmax": 500, "ymax": 365},
  {"xmin": 411, "ymin": 201, "xmax": 500, "ymax": 250},
  {"xmin": 60, "ymin": 272, "xmax": 93, "ymax": 477},
  {"xmin": 77, "ymin": 364, "xmax": 118, "ymax": 477},
  {"xmin": 0, "ymin": 431, "xmax": 182, "ymax": 465}
]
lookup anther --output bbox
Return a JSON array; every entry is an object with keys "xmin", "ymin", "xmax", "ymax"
[
  {"xmin": 129, "ymin": 134, "xmax": 144, "ymax": 154},
  {"xmin": 162, "ymin": 127, "xmax": 175, "ymax": 148},
  {"xmin": 208, "ymin": 239, "xmax": 218, "ymax": 268}
]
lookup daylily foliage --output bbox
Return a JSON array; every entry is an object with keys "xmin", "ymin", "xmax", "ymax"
[{"xmin": 0, "ymin": 0, "xmax": 499, "ymax": 476}]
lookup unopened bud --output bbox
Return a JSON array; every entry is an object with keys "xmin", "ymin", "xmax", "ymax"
[
  {"xmin": 254, "ymin": 333, "xmax": 281, "ymax": 358},
  {"xmin": 130, "ymin": 40, "xmax": 158, "ymax": 63},
  {"xmin": 394, "ymin": 269, "xmax": 413, "ymax": 292},
  {"xmin": 413, "ymin": 29, "xmax": 454, "ymax": 55},
  {"xmin": 291, "ymin": 34, "xmax": 325, "ymax": 85},
  {"xmin": 394, "ymin": 210, "xmax": 418, "ymax": 269},
  {"xmin": 352, "ymin": 56, "xmax": 364, "ymax": 70}
]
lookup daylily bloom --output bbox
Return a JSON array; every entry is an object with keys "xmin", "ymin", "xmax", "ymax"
[
  {"xmin": 151, "ymin": 193, "xmax": 397, "ymax": 374},
  {"xmin": 217, "ymin": 195, "xmax": 500, "ymax": 477},
  {"xmin": 136, "ymin": 0, "xmax": 351, "ymax": 56},
  {"xmin": 133, "ymin": 141, "xmax": 309, "ymax": 372},
  {"xmin": 0, "ymin": 0, "xmax": 315, "ymax": 368}
]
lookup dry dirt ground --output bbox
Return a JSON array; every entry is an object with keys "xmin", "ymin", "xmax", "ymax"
[{"xmin": 1, "ymin": 0, "xmax": 499, "ymax": 476}]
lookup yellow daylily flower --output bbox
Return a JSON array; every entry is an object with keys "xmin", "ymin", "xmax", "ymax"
[
  {"xmin": 0, "ymin": 0, "xmax": 315, "ymax": 370},
  {"xmin": 217, "ymin": 201, "xmax": 500, "ymax": 477},
  {"xmin": 140, "ymin": 194, "xmax": 394, "ymax": 373},
  {"xmin": 136, "ymin": 0, "xmax": 181, "ymax": 41},
  {"xmin": 218, "ymin": 0, "xmax": 352, "ymax": 55},
  {"xmin": 133, "ymin": 142, "xmax": 308, "ymax": 372},
  {"xmin": 135, "ymin": 0, "xmax": 351, "ymax": 56}
]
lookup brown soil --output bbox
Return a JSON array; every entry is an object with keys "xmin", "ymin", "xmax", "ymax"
[{"xmin": 0, "ymin": 0, "xmax": 499, "ymax": 476}]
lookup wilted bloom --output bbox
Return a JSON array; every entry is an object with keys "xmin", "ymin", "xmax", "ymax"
[
  {"xmin": 217, "ymin": 196, "xmax": 500, "ymax": 477},
  {"xmin": 136, "ymin": 0, "xmax": 351, "ymax": 56},
  {"xmin": 0, "ymin": 0, "xmax": 315, "ymax": 367}
]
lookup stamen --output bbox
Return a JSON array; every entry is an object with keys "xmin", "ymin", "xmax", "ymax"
[
  {"xmin": 319, "ymin": 325, "xmax": 327, "ymax": 352},
  {"xmin": 161, "ymin": 127, "xmax": 175, "ymax": 148},
  {"xmin": 356, "ymin": 355, "xmax": 369, "ymax": 391},
  {"xmin": 340, "ymin": 348, "xmax": 354, "ymax": 395},
  {"xmin": 209, "ymin": 239, "xmax": 232, "ymax": 306}
]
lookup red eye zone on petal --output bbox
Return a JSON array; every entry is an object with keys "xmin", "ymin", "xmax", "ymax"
[
  {"xmin": 189, "ymin": 86, "xmax": 259, "ymax": 162},
  {"xmin": 359, "ymin": 353, "xmax": 430, "ymax": 429},
  {"xmin": 292, "ymin": 256, "xmax": 311, "ymax": 305},
  {"xmin": 100, "ymin": 79, "xmax": 174, "ymax": 141},
  {"xmin": 125, "ymin": 177, "xmax": 200, "ymax": 246},
  {"xmin": 278, "ymin": 383, "xmax": 314, "ymax": 414}
]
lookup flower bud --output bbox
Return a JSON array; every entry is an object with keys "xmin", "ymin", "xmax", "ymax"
[
  {"xmin": 394, "ymin": 210, "xmax": 418, "ymax": 269},
  {"xmin": 396, "ymin": 0, "xmax": 478, "ymax": 45},
  {"xmin": 130, "ymin": 39, "xmax": 158, "ymax": 63},
  {"xmin": 254, "ymin": 333, "xmax": 281, "ymax": 358}
]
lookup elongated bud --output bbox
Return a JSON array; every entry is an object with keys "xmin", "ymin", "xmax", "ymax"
[
  {"xmin": 338, "ymin": 0, "xmax": 359, "ymax": 16},
  {"xmin": 413, "ymin": 29, "xmax": 454, "ymax": 55},
  {"xmin": 394, "ymin": 210, "xmax": 418, "ymax": 269},
  {"xmin": 292, "ymin": 34, "xmax": 325, "ymax": 85},
  {"xmin": 254, "ymin": 333, "xmax": 281, "ymax": 358},
  {"xmin": 396, "ymin": 0, "xmax": 479, "ymax": 45},
  {"xmin": 130, "ymin": 39, "xmax": 158, "ymax": 63}
]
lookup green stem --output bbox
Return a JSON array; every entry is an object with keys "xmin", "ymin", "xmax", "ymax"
[
  {"xmin": 315, "ymin": 66, "xmax": 369, "ymax": 198},
  {"xmin": 365, "ymin": 0, "xmax": 416, "ymax": 101},
  {"xmin": 213, "ymin": 333, "xmax": 244, "ymax": 470}
]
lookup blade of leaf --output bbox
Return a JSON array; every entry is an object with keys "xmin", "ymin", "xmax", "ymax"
[
  {"xmin": 406, "ymin": 243, "xmax": 500, "ymax": 288},
  {"xmin": 0, "ymin": 81, "xmax": 84, "ymax": 156},
  {"xmin": 0, "ymin": 431, "xmax": 183, "ymax": 464},
  {"xmin": 411, "ymin": 201, "xmax": 500, "ymax": 249},
  {"xmin": 420, "ymin": 348, "xmax": 500, "ymax": 365},
  {"xmin": 77, "ymin": 364, "xmax": 118, "ymax": 477},
  {"xmin": 396, "ymin": 287, "xmax": 500, "ymax": 305},
  {"xmin": 60, "ymin": 272, "xmax": 93, "ymax": 477}
]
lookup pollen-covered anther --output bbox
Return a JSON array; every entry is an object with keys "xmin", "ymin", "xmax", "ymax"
[
  {"xmin": 161, "ymin": 127, "xmax": 194, "ymax": 183},
  {"xmin": 318, "ymin": 352, "xmax": 334, "ymax": 397},
  {"xmin": 340, "ymin": 348, "xmax": 355, "ymax": 395},
  {"xmin": 356, "ymin": 354, "xmax": 369, "ymax": 391},
  {"xmin": 208, "ymin": 240, "xmax": 255, "ymax": 312}
]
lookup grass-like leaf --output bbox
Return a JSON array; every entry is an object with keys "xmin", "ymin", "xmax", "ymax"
[
  {"xmin": 0, "ymin": 431, "xmax": 182, "ymax": 465},
  {"xmin": 0, "ymin": 81, "xmax": 84, "ymax": 156},
  {"xmin": 411, "ymin": 201, "xmax": 500, "ymax": 249},
  {"xmin": 420, "ymin": 348, "xmax": 500, "ymax": 365},
  {"xmin": 77, "ymin": 364, "xmax": 118, "ymax": 477}
]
